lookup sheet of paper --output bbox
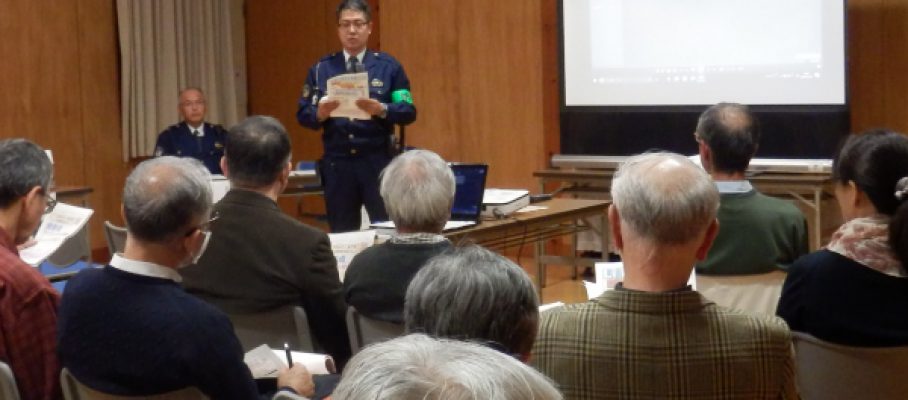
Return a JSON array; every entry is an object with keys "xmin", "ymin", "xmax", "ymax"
[
  {"xmin": 483, "ymin": 189, "xmax": 529, "ymax": 205},
  {"xmin": 328, "ymin": 230, "xmax": 376, "ymax": 281},
  {"xmin": 20, "ymin": 203, "xmax": 93, "ymax": 266},
  {"xmin": 270, "ymin": 349, "xmax": 335, "ymax": 375},
  {"xmin": 327, "ymin": 72, "xmax": 370, "ymax": 120},
  {"xmin": 516, "ymin": 205, "xmax": 548, "ymax": 213},
  {"xmin": 584, "ymin": 281, "xmax": 607, "ymax": 300},
  {"xmin": 209, "ymin": 177, "xmax": 230, "ymax": 204},
  {"xmin": 539, "ymin": 302, "xmax": 565, "ymax": 313},
  {"xmin": 592, "ymin": 261, "xmax": 697, "ymax": 294},
  {"xmin": 244, "ymin": 344, "xmax": 285, "ymax": 379}
]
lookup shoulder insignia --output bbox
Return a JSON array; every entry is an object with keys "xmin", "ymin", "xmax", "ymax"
[
  {"xmin": 214, "ymin": 142, "xmax": 224, "ymax": 149},
  {"xmin": 371, "ymin": 79, "xmax": 384, "ymax": 88}
]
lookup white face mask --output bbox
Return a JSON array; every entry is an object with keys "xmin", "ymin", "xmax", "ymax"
[{"xmin": 190, "ymin": 230, "xmax": 212, "ymax": 265}]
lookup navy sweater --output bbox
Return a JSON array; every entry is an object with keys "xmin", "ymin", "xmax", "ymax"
[
  {"xmin": 57, "ymin": 266, "xmax": 259, "ymax": 399},
  {"xmin": 343, "ymin": 241, "xmax": 451, "ymax": 323}
]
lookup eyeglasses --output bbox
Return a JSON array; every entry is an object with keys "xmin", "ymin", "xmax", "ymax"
[
  {"xmin": 185, "ymin": 212, "xmax": 220, "ymax": 237},
  {"xmin": 40, "ymin": 190, "xmax": 57, "ymax": 214},
  {"xmin": 338, "ymin": 20, "xmax": 369, "ymax": 30}
]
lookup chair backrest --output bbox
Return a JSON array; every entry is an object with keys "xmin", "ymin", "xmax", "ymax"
[
  {"xmin": 0, "ymin": 361, "xmax": 21, "ymax": 400},
  {"xmin": 103, "ymin": 221, "xmax": 128, "ymax": 256},
  {"xmin": 346, "ymin": 307, "xmax": 406, "ymax": 354},
  {"xmin": 226, "ymin": 306, "xmax": 316, "ymax": 352},
  {"xmin": 792, "ymin": 332, "xmax": 908, "ymax": 400},
  {"xmin": 696, "ymin": 270, "xmax": 786, "ymax": 315},
  {"xmin": 61, "ymin": 368, "xmax": 207, "ymax": 400}
]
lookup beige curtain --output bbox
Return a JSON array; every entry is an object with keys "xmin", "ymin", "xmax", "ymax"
[{"xmin": 116, "ymin": 0, "xmax": 247, "ymax": 160}]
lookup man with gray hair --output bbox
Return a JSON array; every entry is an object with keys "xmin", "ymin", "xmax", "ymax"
[
  {"xmin": 0, "ymin": 139, "xmax": 61, "ymax": 400},
  {"xmin": 181, "ymin": 115, "xmax": 351, "ymax": 367},
  {"xmin": 58, "ymin": 157, "xmax": 314, "ymax": 399},
  {"xmin": 405, "ymin": 245, "xmax": 539, "ymax": 362},
  {"xmin": 694, "ymin": 102, "xmax": 807, "ymax": 275},
  {"xmin": 343, "ymin": 149, "xmax": 454, "ymax": 323},
  {"xmin": 532, "ymin": 152, "xmax": 797, "ymax": 399},
  {"xmin": 332, "ymin": 334, "xmax": 563, "ymax": 400}
]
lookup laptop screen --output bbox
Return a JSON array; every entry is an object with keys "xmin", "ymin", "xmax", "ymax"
[{"xmin": 449, "ymin": 163, "xmax": 488, "ymax": 222}]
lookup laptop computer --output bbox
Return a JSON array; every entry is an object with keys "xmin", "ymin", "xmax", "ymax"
[{"xmin": 371, "ymin": 163, "xmax": 488, "ymax": 232}]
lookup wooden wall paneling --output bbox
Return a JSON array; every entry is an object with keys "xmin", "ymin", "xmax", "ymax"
[
  {"xmin": 848, "ymin": 0, "xmax": 885, "ymax": 132},
  {"xmin": 0, "ymin": 1, "xmax": 86, "ymax": 188},
  {"xmin": 247, "ymin": 0, "xmax": 330, "ymax": 163},
  {"xmin": 76, "ymin": 0, "xmax": 130, "ymax": 245},
  {"xmin": 379, "ymin": 0, "xmax": 463, "ymax": 162},
  {"xmin": 0, "ymin": 1, "xmax": 126, "ymax": 252},
  {"xmin": 879, "ymin": 0, "xmax": 908, "ymax": 133},
  {"xmin": 541, "ymin": 0, "xmax": 560, "ymax": 173},
  {"xmin": 455, "ymin": 0, "xmax": 545, "ymax": 189}
]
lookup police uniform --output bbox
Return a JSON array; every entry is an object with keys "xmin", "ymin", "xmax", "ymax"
[
  {"xmin": 154, "ymin": 121, "xmax": 228, "ymax": 175},
  {"xmin": 296, "ymin": 50, "xmax": 417, "ymax": 232}
]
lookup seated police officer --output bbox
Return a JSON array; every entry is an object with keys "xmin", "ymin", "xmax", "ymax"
[{"xmin": 154, "ymin": 87, "xmax": 228, "ymax": 175}]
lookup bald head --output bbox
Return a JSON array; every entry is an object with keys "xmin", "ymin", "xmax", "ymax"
[
  {"xmin": 611, "ymin": 153, "xmax": 719, "ymax": 245},
  {"xmin": 123, "ymin": 157, "xmax": 212, "ymax": 243},
  {"xmin": 695, "ymin": 102, "xmax": 760, "ymax": 174}
]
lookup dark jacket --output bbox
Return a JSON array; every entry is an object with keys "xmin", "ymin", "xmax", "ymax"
[{"xmin": 181, "ymin": 189, "xmax": 351, "ymax": 365}]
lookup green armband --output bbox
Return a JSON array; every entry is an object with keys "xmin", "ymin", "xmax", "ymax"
[{"xmin": 391, "ymin": 89, "xmax": 414, "ymax": 104}]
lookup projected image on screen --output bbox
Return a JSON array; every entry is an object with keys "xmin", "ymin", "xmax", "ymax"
[{"xmin": 563, "ymin": 0, "xmax": 846, "ymax": 106}]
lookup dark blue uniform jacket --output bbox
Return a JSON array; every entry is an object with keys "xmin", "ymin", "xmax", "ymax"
[
  {"xmin": 296, "ymin": 51, "xmax": 416, "ymax": 157},
  {"xmin": 154, "ymin": 122, "xmax": 227, "ymax": 174}
]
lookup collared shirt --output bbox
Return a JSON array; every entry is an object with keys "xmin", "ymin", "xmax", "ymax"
[
  {"xmin": 715, "ymin": 180, "xmax": 753, "ymax": 194},
  {"xmin": 390, "ymin": 232, "xmax": 448, "ymax": 245},
  {"xmin": 343, "ymin": 49, "xmax": 367, "ymax": 65},
  {"xmin": 0, "ymin": 229, "xmax": 62, "ymax": 400},
  {"xmin": 187, "ymin": 122, "xmax": 205, "ymax": 137},
  {"xmin": 109, "ymin": 254, "xmax": 182, "ymax": 283}
]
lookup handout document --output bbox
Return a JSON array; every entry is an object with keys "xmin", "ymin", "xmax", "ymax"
[
  {"xmin": 20, "ymin": 203, "xmax": 93, "ymax": 266},
  {"xmin": 327, "ymin": 72, "xmax": 370, "ymax": 120},
  {"xmin": 328, "ymin": 230, "xmax": 376, "ymax": 281},
  {"xmin": 243, "ymin": 344, "xmax": 335, "ymax": 378}
]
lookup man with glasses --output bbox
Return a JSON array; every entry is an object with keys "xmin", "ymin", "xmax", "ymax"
[
  {"xmin": 0, "ymin": 139, "xmax": 61, "ymax": 400},
  {"xmin": 57, "ymin": 157, "xmax": 314, "ymax": 399},
  {"xmin": 296, "ymin": 0, "xmax": 417, "ymax": 232},
  {"xmin": 154, "ymin": 87, "xmax": 228, "ymax": 175}
]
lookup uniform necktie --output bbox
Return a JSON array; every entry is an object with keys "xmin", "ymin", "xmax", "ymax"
[
  {"xmin": 347, "ymin": 56, "xmax": 359, "ymax": 73},
  {"xmin": 193, "ymin": 129, "xmax": 201, "ymax": 137}
]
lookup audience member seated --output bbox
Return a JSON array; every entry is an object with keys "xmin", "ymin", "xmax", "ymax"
[
  {"xmin": 330, "ymin": 334, "xmax": 562, "ymax": 400},
  {"xmin": 57, "ymin": 157, "xmax": 313, "ymax": 399},
  {"xmin": 343, "ymin": 149, "xmax": 454, "ymax": 323},
  {"xmin": 777, "ymin": 130, "xmax": 908, "ymax": 346},
  {"xmin": 180, "ymin": 115, "xmax": 351, "ymax": 366},
  {"xmin": 154, "ymin": 87, "xmax": 228, "ymax": 175},
  {"xmin": 694, "ymin": 102, "xmax": 808, "ymax": 275},
  {"xmin": 0, "ymin": 139, "xmax": 61, "ymax": 400},
  {"xmin": 404, "ymin": 245, "xmax": 539, "ymax": 361},
  {"xmin": 532, "ymin": 152, "xmax": 796, "ymax": 399}
]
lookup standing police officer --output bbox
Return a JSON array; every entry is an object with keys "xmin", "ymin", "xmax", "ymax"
[
  {"xmin": 154, "ymin": 88, "xmax": 228, "ymax": 175},
  {"xmin": 296, "ymin": 0, "xmax": 417, "ymax": 233}
]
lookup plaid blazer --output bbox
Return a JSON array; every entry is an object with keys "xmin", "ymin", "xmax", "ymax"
[{"xmin": 531, "ymin": 289, "xmax": 797, "ymax": 400}]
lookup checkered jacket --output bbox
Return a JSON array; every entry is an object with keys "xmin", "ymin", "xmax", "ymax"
[{"xmin": 531, "ymin": 289, "xmax": 797, "ymax": 400}]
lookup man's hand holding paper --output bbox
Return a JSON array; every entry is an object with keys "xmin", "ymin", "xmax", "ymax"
[{"xmin": 326, "ymin": 72, "xmax": 371, "ymax": 120}]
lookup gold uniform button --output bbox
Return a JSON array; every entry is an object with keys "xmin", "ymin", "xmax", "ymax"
[{"xmin": 350, "ymin": 149, "xmax": 358, "ymax": 155}]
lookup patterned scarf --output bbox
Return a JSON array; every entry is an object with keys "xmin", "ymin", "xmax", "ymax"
[{"xmin": 827, "ymin": 215, "xmax": 906, "ymax": 277}]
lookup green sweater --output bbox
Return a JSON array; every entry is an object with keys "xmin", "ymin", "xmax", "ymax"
[{"xmin": 696, "ymin": 190, "xmax": 808, "ymax": 275}]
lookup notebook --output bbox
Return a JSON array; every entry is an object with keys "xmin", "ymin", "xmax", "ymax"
[{"xmin": 371, "ymin": 163, "xmax": 488, "ymax": 232}]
